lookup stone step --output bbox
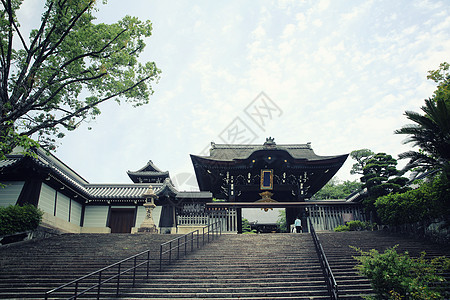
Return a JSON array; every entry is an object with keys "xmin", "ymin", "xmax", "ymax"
[{"xmin": 2, "ymin": 231, "xmax": 447, "ymax": 299}]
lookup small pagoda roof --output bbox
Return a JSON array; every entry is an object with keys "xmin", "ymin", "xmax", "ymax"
[{"xmin": 127, "ymin": 160, "xmax": 170, "ymax": 183}]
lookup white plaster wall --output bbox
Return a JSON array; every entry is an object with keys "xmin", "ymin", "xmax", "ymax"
[
  {"xmin": 38, "ymin": 183, "xmax": 56, "ymax": 214},
  {"xmin": 70, "ymin": 200, "xmax": 82, "ymax": 225},
  {"xmin": 56, "ymin": 192, "xmax": 70, "ymax": 222},
  {"xmin": 83, "ymin": 206, "xmax": 108, "ymax": 227},
  {"xmin": 0, "ymin": 181, "xmax": 24, "ymax": 207}
]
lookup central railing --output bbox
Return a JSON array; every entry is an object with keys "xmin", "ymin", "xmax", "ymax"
[
  {"xmin": 159, "ymin": 221, "xmax": 221, "ymax": 271},
  {"xmin": 44, "ymin": 221, "xmax": 221, "ymax": 300},
  {"xmin": 309, "ymin": 218, "xmax": 338, "ymax": 299}
]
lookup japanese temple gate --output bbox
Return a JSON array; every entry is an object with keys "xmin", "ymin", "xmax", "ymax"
[{"xmin": 185, "ymin": 138, "xmax": 366, "ymax": 233}]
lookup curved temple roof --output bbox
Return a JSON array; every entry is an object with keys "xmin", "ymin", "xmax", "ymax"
[
  {"xmin": 194, "ymin": 140, "xmax": 344, "ymax": 162},
  {"xmin": 190, "ymin": 138, "xmax": 348, "ymax": 200},
  {"xmin": 127, "ymin": 160, "xmax": 170, "ymax": 183}
]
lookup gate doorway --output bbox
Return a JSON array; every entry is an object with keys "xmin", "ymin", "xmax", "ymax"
[{"xmin": 109, "ymin": 208, "xmax": 135, "ymax": 233}]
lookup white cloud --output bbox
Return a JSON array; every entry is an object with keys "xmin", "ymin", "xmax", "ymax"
[
  {"xmin": 282, "ymin": 23, "xmax": 296, "ymax": 39},
  {"xmin": 30, "ymin": 0, "xmax": 449, "ymax": 185},
  {"xmin": 295, "ymin": 12, "xmax": 307, "ymax": 31}
]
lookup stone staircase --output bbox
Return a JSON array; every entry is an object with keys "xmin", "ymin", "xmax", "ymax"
[
  {"xmin": 317, "ymin": 231, "xmax": 450, "ymax": 299},
  {"xmin": 0, "ymin": 233, "xmax": 179, "ymax": 299},
  {"xmin": 118, "ymin": 234, "xmax": 330, "ymax": 299},
  {"xmin": 0, "ymin": 231, "xmax": 448, "ymax": 299}
]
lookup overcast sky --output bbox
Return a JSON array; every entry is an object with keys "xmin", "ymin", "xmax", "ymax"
[{"xmin": 21, "ymin": 0, "xmax": 450, "ymax": 190}]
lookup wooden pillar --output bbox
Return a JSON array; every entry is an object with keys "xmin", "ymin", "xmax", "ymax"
[
  {"xmin": 236, "ymin": 207, "xmax": 242, "ymax": 234},
  {"xmin": 300, "ymin": 207, "xmax": 309, "ymax": 233}
]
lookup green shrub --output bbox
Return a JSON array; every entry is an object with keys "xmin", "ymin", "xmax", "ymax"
[
  {"xmin": 242, "ymin": 218, "xmax": 256, "ymax": 234},
  {"xmin": 334, "ymin": 220, "xmax": 375, "ymax": 232},
  {"xmin": 0, "ymin": 204, "xmax": 43, "ymax": 235},
  {"xmin": 276, "ymin": 210, "xmax": 287, "ymax": 233},
  {"xmin": 334, "ymin": 224, "xmax": 349, "ymax": 232},
  {"xmin": 375, "ymin": 175, "xmax": 450, "ymax": 226},
  {"xmin": 352, "ymin": 245, "xmax": 450, "ymax": 299}
]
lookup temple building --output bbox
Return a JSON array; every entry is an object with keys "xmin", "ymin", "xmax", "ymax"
[
  {"xmin": 0, "ymin": 147, "xmax": 210, "ymax": 234},
  {"xmin": 190, "ymin": 138, "xmax": 363, "ymax": 232},
  {"xmin": 0, "ymin": 138, "xmax": 366, "ymax": 234}
]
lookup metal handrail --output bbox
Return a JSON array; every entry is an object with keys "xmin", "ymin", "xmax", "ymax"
[
  {"xmin": 44, "ymin": 248, "xmax": 152, "ymax": 300},
  {"xmin": 309, "ymin": 218, "xmax": 338, "ymax": 299},
  {"xmin": 159, "ymin": 221, "xmax": 221, "ymax": 271},
  {"xmin": 44, "ymin": 222, "xmax": 221, "ymax": 300}
]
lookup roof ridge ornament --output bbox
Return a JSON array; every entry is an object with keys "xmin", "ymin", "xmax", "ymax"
[{"xmin": 263, "ymin": 137, "xmax": 276, "ymax": 147}]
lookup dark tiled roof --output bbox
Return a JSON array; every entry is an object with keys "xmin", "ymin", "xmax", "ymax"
[
  {"xmin": 127, "ymin": 160, "xmax": 170, "ymax": 183},
  {"xmin": 202, "ymin": 142, "xmax": 340, "ymax": 161},
  {"xmin": 128, "ymin": 171, "xmax": 169, "ymax": 176},
  {"xmin": 86, "ymin": 183, "xmax": 154, "ymax": 199},
  {"xmin": 0, "ymin": 157, "xmax": 21, "ymax": 168},
  {"xmin": 127, "ymin": 160, "xmax": 168, "ymax": 175},
  {"xmin": 1, "ymin": 149, "xmax": 187, "ymax": 201}
]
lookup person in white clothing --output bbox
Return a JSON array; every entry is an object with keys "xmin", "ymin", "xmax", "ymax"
[{"xmin": 294, "ymin": 217, "xmax": 302, "ymax": 233}]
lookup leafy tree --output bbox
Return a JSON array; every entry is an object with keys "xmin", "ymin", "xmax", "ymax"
[
  {"xmin": 0, "ymin": 0, "xmax": 161, "ymax": 159},
  {"xmin": 395, "ymin": 97, "xmax": 450, "ymax": 178},
  {"xmin": 395, "ymin": 63, "xmax": 450, "ymax": 178},
  {"xmin": 360, "ymin": 153, "xmax": 409, "ymax": 219},
  {"xmin": 350, "ymin": 149, "xmax": 375, "ymax": 175},
  {"xmin": 375, "ymin": 174, "xmax": 450, "ymax": 226},
  {"xmin": 361, "ymin": 153, "xmax": 408, "ymax": 198},
  {"xmin": 427, "ymin": 62, "xmax": 450, "ymax": 101},
  {"xmin": 312, "ymin": 176, "xmax": 362, "ymax": 200}
]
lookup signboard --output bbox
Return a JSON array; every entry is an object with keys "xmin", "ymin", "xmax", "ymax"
[{"xmin": 260, "ymin": 169, "xmax": 273, "ymax": 190}]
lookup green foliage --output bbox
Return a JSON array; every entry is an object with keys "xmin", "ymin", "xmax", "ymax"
[
  {"xmin": 0, "ymin": 204, "xmax": 43, "ymax": 235},
  {"xmin": 375, "ymin": 174, "xmax": 450, "ymax": 226},
  {"xmin": 360, "ymin": 153, "xmax": 409, "ymax": 219},
  {"xmin": 313, "ymin": 177, "xmax": 345, "ymax": 199},
  {"xmin": 276, "ymin": 209, "xmax": 287, "ymax": 233},
  {"xmin": 427, "ymin": 62, "xmax": 450, "ymax": 101},
  {"xmin": 396, "ymin": 63, "xmax": 450, "ymax": 178},
  {"xmin": 350, "ymin": 149, "xmax": 375, "ymax": 175},
  {"xmin": 352, "ymin": 245, "xmax": 450, "ymax": 299},
  {"xmin": 242, "ymin": 218, "xmax": 256, "ymax": 234},
  {"xmin": 334, "ymin": 220, "xmax": 375, "ymax": 232},
  {"xmin": 312, "ymin": 176, "xmax": 362, "ymax": 200},
  {"xmin": 0, "ymin": 0, "xmax": 161, "ymax": 157},
  {"xmin": 0, "ymin": 121, "xmax": 39, "ymax": 160},
  {"xmin": 395, "ymin": 97, "xmax": 450, "ymax": 178},
  {"xmin": 362, "ymin": 153, "xmax": 404, "ymax": 196}
]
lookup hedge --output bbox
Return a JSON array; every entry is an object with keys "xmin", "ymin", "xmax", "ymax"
[{"xmin": 0, "ymin": 204, "xmax": 43, "ymax": 236}]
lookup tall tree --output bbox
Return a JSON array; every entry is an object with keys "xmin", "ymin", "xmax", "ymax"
[
  {"xmin": 427, "ymin": 62, "xmax": 450, "ymax": 101},
  {"xmin": 0, "ymin": 0, "xmax": 161, "ymax": 158},
  {"xmin": 395, "ymin": 63, "xmax": 450, "ymax": 178},
  {"xmin": 312, "ymin": 176, "xmax": 362, "ymax": 200},
  {"xmin": 360, "ymin": 153, "xmax": 409, "ymax": 220},
  {"xmin": 395, "ymin": 98, "xmax": 450, "ymax": 177},
  {"xmin": 350, "ymin": 149, "xmax": 374, "ymax": 175},
  {"xmin": 361, "ymin": 153, "xmax": 408, "ymax": 199}
]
